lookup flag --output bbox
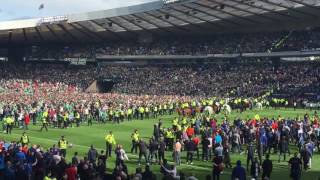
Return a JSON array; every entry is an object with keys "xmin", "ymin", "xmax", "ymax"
[{"xmin": 38, "ymin": 3, "xmax": 44, "ymax": 10}]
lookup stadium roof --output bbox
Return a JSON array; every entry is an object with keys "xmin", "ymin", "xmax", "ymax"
[{"xmin": 1, "ymin": 0, "xmax": 320, "ymax": 45}]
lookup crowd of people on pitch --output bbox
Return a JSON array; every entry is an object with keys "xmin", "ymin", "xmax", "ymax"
[
  {"xmin": 1, "ymin": 105, "xmax": 319, "ymax": 180},
  {"xmin": 119, "ymin": 109, "xmax": 319, "ymax": 180},
  {"xmin": 151, "ymin": 111, "xmax": 319, "ymax": 179},
  {"xmin": 0, "ymin": 89, "xmax": 188, "ymax": 133},
  {"xmin": 0, "ymin": 136, "xmax": 213, "ymax": 180},
  {"xmin": 0, "ymin": 135, "xmax": 159, "ymax": 180}
]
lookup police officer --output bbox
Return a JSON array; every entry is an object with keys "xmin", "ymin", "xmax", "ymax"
[
  {"xmin": 153, "ymin": 105, "xmax": 158, "ymax": 118},
  {"xmin": 145, "ymin": 106, "xmax": 150, "ymax": 119},
  {"xmin": 5, "ymin": 115, "xmax": 14, "ymax": 134},
  {"xmin": 63, "ymin": 112, "xmax": 68, "ymax": 129},
  {"xmin": 87, "ymin": 110, "xmax": 93, "ymax": 126},
  {"xmin": 165, "ymin": 128, "xmax": 174, "ymax": 151},
  {"xmin": 58, "ymin": 135, "xmax": 68, "ymax": 158},
  {"xmin": 120, "ymin": 109, "xmax": 125, "ymax": 122},
  {"xmin": 131, "ymin": 129, "xmax": 140, "ymax": 154},
  {"xmin": 139, "ymin": 106, "xmax": 145, "ymax": 120},
  {"xmin": 114, "ymin": 110, "xmax": 120, "ymax": 124},
  {"xmin": 169, "ymin": 103, "xmax": 174, "ymax": 115},
  {"xmin": 127, "ymin": 107, "xmax": 133, "ymax": 121},
  {"xmin": 40, "ymin": 110, "xmax": 49, "ymax": 132},
  {"xmin": 20, "ymin": 132, "xmax": 30, "ymax": 146},
  {"xmin": 105, "ymin": 131, "xmax": 116, "ymax": 158},
  {"xmin": 75, "ymin": 111, "xmax": 81, "ymax": 127},
  {"xmin": 108, "ymin": 108, "xmax": 113, "ymax": 122},
  {"xmin": 163, "ymin": 104, "xmax": 167, "ymax": 115}
]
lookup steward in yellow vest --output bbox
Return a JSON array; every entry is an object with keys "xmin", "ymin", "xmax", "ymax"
[
  {"xmin": 139, "ymin": 107, "xmax": 145, "ymax": 120},
  {"xmin": 58, "ymin": 136, "xmax": 68, "ymax": 157},
  {"xmin": 108, "ymin": 109, "xmax": 114, "ymax": 122},
  {"xmin": 169, "ymin": 103, "xmax": 174, "ymax": 115},
  {"xmin": 20, "ymin": 132, "xmax": 30, "ymax": 146},
  {"xmin": 63, "ymin": 113, "xmax": 68, "ymax": 129},
  {"xmin": 163, "ymin": 104, "xmax": 168, "ymax": 115},
  {"xmin": 40, "ymin": 111, "xmax": 49, "ymax": 132},
  {"xmin": 120, "ymin": 109, "xmax": 125, "ymax": 122},
  {"xmin": 165, "ymin": 129, "xmax": 175, "ymax": 151},
  {"xmin": 105, "ymin": 131, "xmax": 116, "ymax": 157},
  {"xmin": 75, "ymin": 111, "xmax": 81, "ymax": 127},
  {"xmin": 5, "ymin": 116, "xmax": 14, "ymax": 134},
  {"xmin": 159, "ymin": 105, "xmax": 163, "ymax": 115},
  {"xmin": 172, "ymin": 117, "xmax": 178, "ymax": 130},
  {"xmin": 127, "ymin": 108, "xmax": 133, "ymax": 121},
  {"xmin": 145, "ymin": 106, "xmax": 150, "ymax": 119},
  {"xmin": 153, "ymin": 105, "xmax": 158, "ymax": 118},
  {"xmin": 131, "ymin": 129, "xmax": 140, "ymax": 154}
]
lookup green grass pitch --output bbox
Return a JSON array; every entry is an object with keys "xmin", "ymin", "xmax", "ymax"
[{"xmin": 1, "ymin": 108, "xmax": 320, "ymax": 180}]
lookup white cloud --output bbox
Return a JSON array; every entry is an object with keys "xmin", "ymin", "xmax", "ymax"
[{"xmin": 0, "ymin": 0, "xmax": 156, "ymax": 21}]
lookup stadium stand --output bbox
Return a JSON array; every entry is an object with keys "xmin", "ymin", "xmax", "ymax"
[{"xmin": 22, "ymin": 28, "xmax": 320, "ymax": 59}]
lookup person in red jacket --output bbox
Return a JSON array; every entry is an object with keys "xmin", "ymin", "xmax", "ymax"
[
  {"xmin": 192, "ymin": 136, "xmax": 200, "ymax": 160},
  {"xmin": 271, "ymin": 120, "xmax": 278, "ymax": 131},
  {"xmin": 24, "ymin": 112, "xmax": 30, "ymax": 130},
  {"xmin": 186, "ymin": 126, "xmax": 195, "ymax": 138},
  {"xmin": 22, "ymin": 144, "xmax": 28, "ymax": 154},
  {"xmin": 65, "ymin": 163, "xmax": 77, "ymax": 180}
]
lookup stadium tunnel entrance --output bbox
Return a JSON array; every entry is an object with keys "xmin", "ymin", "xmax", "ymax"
[
  {"xmin": 86, "ymin": 77, "xmax": 119, "ymax": 93},
  {"xmin": 97, "ymin": 79, "xmax": 115, "ymax": 93}
]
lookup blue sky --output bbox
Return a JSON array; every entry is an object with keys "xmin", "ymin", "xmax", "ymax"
[{"xmin": 0, "ymin": 0, "xmax": 156, "ymax": 21}]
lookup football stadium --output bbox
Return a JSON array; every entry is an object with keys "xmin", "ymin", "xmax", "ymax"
[{"xmin": 1, "ymin": 0, "xmax": 320, "ymax": 179}]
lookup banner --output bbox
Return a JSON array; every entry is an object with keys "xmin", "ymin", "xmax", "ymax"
[{"xmin": 64, "ymin": 58, "xmax": 87, "ymax": 65}]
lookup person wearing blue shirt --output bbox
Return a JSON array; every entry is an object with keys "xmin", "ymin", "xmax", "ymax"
[
  {"xmin": 0, "ymin": 151, "xmax": 5, "ymax": 179},
  {"xmin": 260, "ymin": 133, "xmax": 268, "ymax": 155},
  {"xmin": 15, "ymin": 147, "xmax": 26, "ymax": 164},
  {"xmin": 267, "ymin": 129, "xmax": 274, "ymax": 154},
  {"xmin": 306, "ymin": 140, "xmax": 315, "ymax": 168},
  {"xmin": 259, "ymin": 126, "xmax": 266, "ymax": 137},
  {"xmin": 3, "ymin": 143, "xmax": 10, "ymax": 150},
  {"xmin": 215, "ymin": 134, "xmax": 222, "ymax": 145}
]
